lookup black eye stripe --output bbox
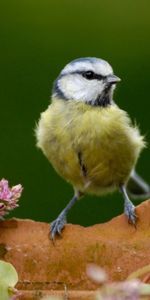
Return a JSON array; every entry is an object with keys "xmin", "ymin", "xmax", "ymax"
[
  {"xmin": 82, "ymin": 71, "xmax": 106, "ymax": 80},
  {"xmin": 60, "ymin": 70, "xmax": 106, "ymax": 80}
]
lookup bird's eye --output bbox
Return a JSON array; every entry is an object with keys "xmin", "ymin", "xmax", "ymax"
[{"xmin": 82, "ymin": 71, "xmax": 95, "ymax": 80}]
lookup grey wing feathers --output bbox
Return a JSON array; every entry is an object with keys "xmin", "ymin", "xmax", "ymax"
[{"xmin": 126, "ymin": 170, "xmax": 150, "ymax": 199}]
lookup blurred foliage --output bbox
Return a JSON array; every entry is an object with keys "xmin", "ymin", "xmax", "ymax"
[
  {"xmin": 0, "ymin": 0, "xmax": 150, "ymax": 225},
  {"xmin": 87, "ymin": 264, "xmax": 150, "ymax": 300}
]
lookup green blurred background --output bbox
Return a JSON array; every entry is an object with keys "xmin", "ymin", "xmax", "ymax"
[{"xmin": 0, "ymin": 0, "xmax": 150, "ymax": 225}]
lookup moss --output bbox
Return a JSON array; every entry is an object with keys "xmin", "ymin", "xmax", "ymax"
[
  {"xmin": 0, "ymin": 243, "xmax": 7, "ymax": 258},
  {"xmin": 86, "ymin": 242, "xmax": 113, "ymax": 267}
]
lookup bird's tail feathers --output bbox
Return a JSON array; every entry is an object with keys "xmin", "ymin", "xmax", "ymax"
[{"xmin": 126, "ymin": 170, "xmax": 150, "ymax": 199}]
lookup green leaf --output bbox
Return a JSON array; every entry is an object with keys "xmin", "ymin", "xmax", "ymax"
[
  {"xmin": 0, "ymin": 260, "xmax": 18, "ymax": 300},
  {"xmin": 128, "ymin": 264, "xmax": 150, "ymax": 280}
]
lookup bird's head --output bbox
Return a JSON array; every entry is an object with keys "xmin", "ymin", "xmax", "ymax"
[{"xmin": 52, "ymin": 57, "xmax": 121, "ymax": 107}]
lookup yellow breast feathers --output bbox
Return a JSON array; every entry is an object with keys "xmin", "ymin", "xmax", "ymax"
[{"xmin": 36, "ymin": 98, "xmax": 145, "ymax": 194}]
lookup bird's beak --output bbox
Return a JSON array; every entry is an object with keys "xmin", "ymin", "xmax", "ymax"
[{"xmin": 106, "ymin": 74, "xmax": 121, "ymax": 84}]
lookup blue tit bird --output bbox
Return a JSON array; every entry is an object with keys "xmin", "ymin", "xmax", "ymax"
[{"xmin": 36, "ymin": 57, "xmax": 150, "ymax": 240}]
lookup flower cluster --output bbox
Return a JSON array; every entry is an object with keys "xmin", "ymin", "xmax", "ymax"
[
  {"xmin": 87, "ymin": 264, "xmax": 150, "ymax": 300},
  {"xmin": 0, "ymin": 179, "xmax": 23, "ymax": 217}
]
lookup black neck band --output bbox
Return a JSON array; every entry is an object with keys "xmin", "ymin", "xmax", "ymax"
[{"xmin": 88, "ymin": 93, "xmax": 111, "ymax": 107}]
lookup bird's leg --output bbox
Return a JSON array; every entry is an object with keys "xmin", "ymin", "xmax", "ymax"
[
  {"xmin": 120, "ymin": 185, "xmax": 137, "ymax": 225},
  {"xmin": 50, "ymin": 191, "xmax": 81, "ymax": 240}
]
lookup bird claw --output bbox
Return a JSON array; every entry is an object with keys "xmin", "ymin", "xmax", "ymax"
[
  {"xmin": 50, "ymin": 214, "xmax": 66, "ymax": 240},
  {"xmin": 125, "ymin": 203, "xmax": 137, "ymax": 226}
]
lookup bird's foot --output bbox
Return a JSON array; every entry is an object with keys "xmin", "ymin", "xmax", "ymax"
[
  {"xmin": 124, "ymin": 201, "xmax": 137, "ymax": 226},
  {"xmin": 50, "ymin": 213, "xmax": 67, "ymax": 240}
]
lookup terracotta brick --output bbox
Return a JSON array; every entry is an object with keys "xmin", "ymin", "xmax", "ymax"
[{"xmin": 1, "ymin": 199, "xmax": 150, "ymax": 299}]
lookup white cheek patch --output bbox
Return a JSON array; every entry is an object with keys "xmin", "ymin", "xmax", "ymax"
[{"xmin": 59, "ymin": 74, "xmax": 105, "ymax": 103}]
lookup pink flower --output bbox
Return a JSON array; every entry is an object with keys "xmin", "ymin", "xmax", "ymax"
[
  {"xmin": 0, "ymin": 179, "xmax": 12, "ymax": 201},
  {"xmin": 0, "ymin": 179, "xmax": 23, "ymax": 217},
  {"xmin": 8, "ymin": 287, "xmax": 22, "ymax": 300}
]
